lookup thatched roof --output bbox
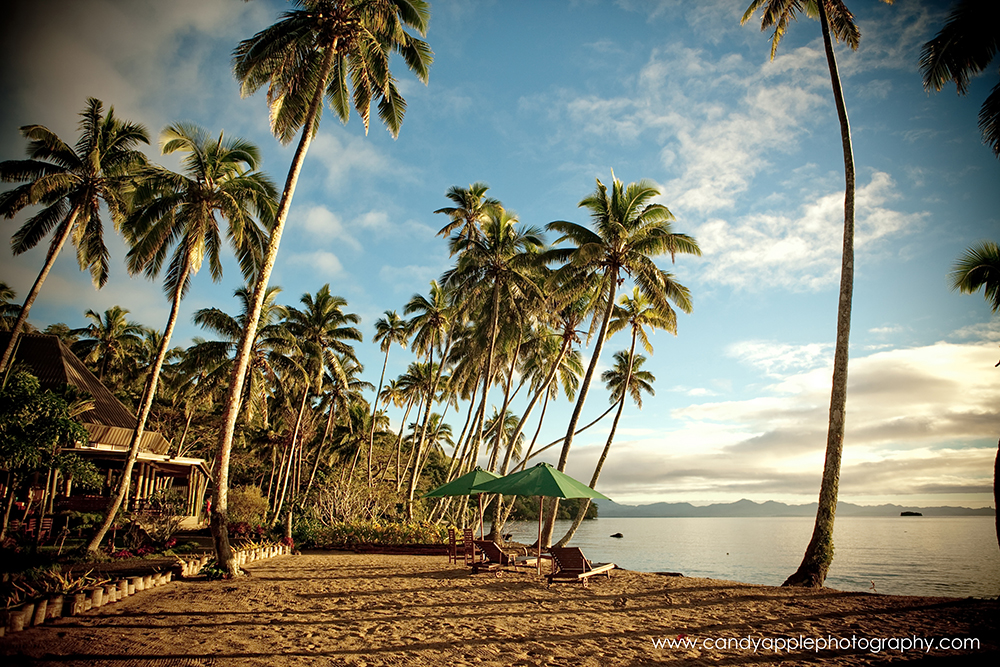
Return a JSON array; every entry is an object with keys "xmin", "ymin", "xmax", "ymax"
[{"xmin": 1, "ymin": 332, "xmax": 172, "ymax": 454}]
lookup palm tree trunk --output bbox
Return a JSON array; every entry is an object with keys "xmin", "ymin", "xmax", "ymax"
[
  {"xmin": 366, "ymin": 349, "xmax": 391, "ymax": 486},
  {"xmin": 783, "ymin": 1, "xmax": 855, "ymax": 588},
  {"xmin": 86, "ymin": 258, "xmax": 189, "ymax": 553},
  {"xmin": 211, "ymin": 42, "xmax": 339, "ymax": 575},
  {"xmin": 0, "ymin": 207, "xmax": 79, "ymax": 374},
  {"xmin": 305, "ymin": 400, "xmax": 337, "ymax": 497},
  {"xmin": 558, "ymin": 335, "xmax": 637, "ymax": 547},
  {"xmin": 391, "ymin": 395, "xmax": 416, "ymax": 489},
  {"xmin": 542, "ymin": 272, "xmax": 619, "ymax": 547}
]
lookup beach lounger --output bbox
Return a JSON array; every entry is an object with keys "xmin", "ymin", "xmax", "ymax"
[
  {"xmin": 472, "ymin": 539, "xmax": 531, "ymax": 576},
  {"xmin": 546, "ymin": 547, "xmax": 615, "ymax": 587}
]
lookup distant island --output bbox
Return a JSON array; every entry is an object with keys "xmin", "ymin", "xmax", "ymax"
[{"xmin": 593, "ymin": 498, "xmax": 995, "ymax": 518}]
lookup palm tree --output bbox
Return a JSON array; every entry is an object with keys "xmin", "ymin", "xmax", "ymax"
[
  {"xmin": 71, "ymin": 306, "xmax": 148, "ymax": 384},
  {"xmin": 0, "ymin": 98, "xmax": 149, "ymax": 373},
  {"xmin": 557, "ymin": 350, "xmax": 656, "ymax": 547},
  {"xmin": 185, "ymin": 285, "xmax": 294, "ymax": 428},
  {"xmin": 742, "ymin": 0, "xmax": 892, "ymax": 588},
  {"xmin": 434, "ymin": 182, "xmax": 501, "ymax": 243},
  {"xmin": 213, "ymin": 0, "xmax": 432, "ymax": 570},
  {"xmin": 0, "ymin": 283, "xmax": 20, "ymax": 332},
  {"xmin": 367, "ymin": 310, "xmax": 410, "ymax": 484},
  {"xmin": 921, "ymin": 0, "xmax": 1000, "ymax": 158},
  {"xmin": 84, "ymin": 124, "xmax": 276, "ymax": 553},
  {"xmin": 443, "ymin": 209, "xmax": 545, "ymax": 477},
  {"xmin": 541, "ymin": 172, "xmax": 698, "ymax": 546},
  {"xmin": 950, "ymin": 239, "xmax": 1000, "ymax": 551},
  {"xmin": 403, "ymin": 281, "xmax": 453, "ymax": 515},
  {"xmin": 557, "ymin": 288, "xmax": 675, "ymax": 546}
]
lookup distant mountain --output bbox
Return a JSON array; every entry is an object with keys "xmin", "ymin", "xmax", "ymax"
[{"xmin": 593, "ymin": 498, "xmax": 995, "ymax": 518}]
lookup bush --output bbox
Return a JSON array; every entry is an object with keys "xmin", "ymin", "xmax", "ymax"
[
  {"xmin": 227, "ymin": 486, "xmax": 269, "ymax": 526},
  {"xmin": 308, "ymin": 521, "xmax": 448, "ymax": 549}
]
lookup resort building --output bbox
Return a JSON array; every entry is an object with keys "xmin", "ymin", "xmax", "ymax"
[{"xmin": 0, "ymin": 332, "xmax": 210, "ymax": 529}]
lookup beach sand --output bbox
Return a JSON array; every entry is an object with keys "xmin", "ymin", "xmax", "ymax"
[{"xmin": 1, "ymin": 550, "xmax": 996, "ymax": 665}]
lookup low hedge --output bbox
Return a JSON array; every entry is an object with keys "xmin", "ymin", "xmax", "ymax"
[{"xmin": 308, "ymin": 521, "xmax": 449, "ymax": 549}]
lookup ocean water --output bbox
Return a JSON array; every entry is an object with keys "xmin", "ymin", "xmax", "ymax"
[{"xmin": 502, "ymin": 516, "xmax": 1000, "ymax": 599}]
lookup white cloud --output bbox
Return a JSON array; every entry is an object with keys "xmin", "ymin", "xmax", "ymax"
[
  {"xmin": 728, "ymin": 340, "xmax": 833, "ymax": 377},
  {"xmin": 299, "ymin": 206, "xmax": 363, "ymax": 253},
  {"xmin": 287, "ymin": 250, "xmax": 344, "ymax": 278},
  {"xmin": 693, "ymin": 171, "xmax": 927, "ymax": 292},
  {"xmin": 587, "ymin": 338, "xmax": 1000, "ymax": 505}
]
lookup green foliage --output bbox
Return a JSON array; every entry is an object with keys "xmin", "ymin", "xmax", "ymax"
[
  {"xmin": 0, "ymin": 369, "xmax": 93, "ymax": 481},
  {"xmin": 227, "ymin": 485, "xmax": 269, "ymax": 526},
  {"xmin": 307, "ymin": 521, "xmax": 447, "ymax": 549}
]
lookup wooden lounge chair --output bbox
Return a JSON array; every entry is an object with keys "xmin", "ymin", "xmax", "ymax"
[
  {"xmin": 546, "ymin": 547, "xmax": 615, "ymax": 587},
  {"xmin": 447, "ymin": 527, "xmax": 460, "ymax": 564},
  {"xmin": 462, "ymin": 528, "xmax": 476, "ymax": 566},
  {"xmin": 471, "ymin": 539, "xmax": 531, "ymax": 576}
]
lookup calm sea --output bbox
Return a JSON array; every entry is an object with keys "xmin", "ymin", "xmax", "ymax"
[{"xmin": 502, "ymin": 516, "xmax": 1000, "ymax": 599}]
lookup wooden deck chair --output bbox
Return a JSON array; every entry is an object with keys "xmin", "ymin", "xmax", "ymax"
[
  {"xmin": 39, "ymin": 517, "xmax": 53, "ymax": 542},
  {"xmin": 472, "ymin": 540, "xmax": 531, "ymax": 576},
  {"xmin": 462, "ymin": 528, "xmax": 476, "ymax": 566},
  {"xmin": 546, "ymin": 547, "xmax": 615, "ymax": 587},
  {"xmin": 447, "ymin": 527, "xmax": 459, "ymax": 564}
]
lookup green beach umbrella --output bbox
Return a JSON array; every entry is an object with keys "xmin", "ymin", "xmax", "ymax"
[
  {"xmin": 422, "ymin": 466, "xmax": 499, "ymax": 539},
  {"xmin": 472, "ymin": 462, "xmax": 610, "ymax": 573}
]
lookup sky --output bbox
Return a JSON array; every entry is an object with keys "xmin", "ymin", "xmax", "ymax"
[{"xmin": 1, "ymin": 0, "xmax": 998, "ymax": 509}]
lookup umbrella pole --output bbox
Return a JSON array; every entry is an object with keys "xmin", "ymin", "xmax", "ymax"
[{"xmin": 537, "ymin": 496, "xmax": 543, "ymax": 575}]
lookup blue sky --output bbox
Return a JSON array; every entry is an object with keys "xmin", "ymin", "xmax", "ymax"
[{"xmin": 1, "ymin": 0, "xmax": 997, "ymax": 508}]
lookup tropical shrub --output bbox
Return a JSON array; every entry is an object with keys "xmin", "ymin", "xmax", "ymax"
[{"xmin": 307, "ymin": 521, "xmax": 447, "ymax": 549}]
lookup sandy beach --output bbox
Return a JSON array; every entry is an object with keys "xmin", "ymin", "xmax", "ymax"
[{"xmin": 2, "ymin": 551, "xmax": 996, "ymax": 666}]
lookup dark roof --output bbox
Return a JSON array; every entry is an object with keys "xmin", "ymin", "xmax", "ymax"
[
  {"xmin": 1, "ymin": 332, "xmax": 171, "ymax": 454},
  {"xmin": 2, "ymin": 332, "xmax": 136, "ymax": 428}
]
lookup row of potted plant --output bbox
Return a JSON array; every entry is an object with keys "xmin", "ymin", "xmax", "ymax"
[
  {"xmin": 3, "ymin": 540, "xmax": 293, "ymax": 636},
  {"xmin": 195, "ymin": 539, "xmax": 293, "ymax": 580},
  {"xmin": 2, "ymin": 568, "xmax": 173, "ymax": 636}
]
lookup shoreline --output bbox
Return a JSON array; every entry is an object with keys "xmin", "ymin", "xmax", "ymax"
[{"xmin": 2, "ymin": 550, "xmax": 996, "ymax": 665}]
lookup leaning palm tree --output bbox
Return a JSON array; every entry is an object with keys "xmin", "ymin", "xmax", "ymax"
[
  {"xmin": 557, "ymin": 288, "xmax": 675, "ymax": 546},
  {"xmin": 84, "ymin": 124, "xmax": 276, "ymax": 553},
  {"xmin": 212, "ymin": 0, "xmax": 433, "ymax": 572},
  {"xmin": 367, "ymin": 310, "xmax": 410, "ymax": 484},
  {"xmin": 0, "ymin": 98, "xmax": 149, "ymax": 373},
  {"xmin": 541, "ymin": 172, "xmax": 698, "ymax": 546},
  {"xmin": 743, "ymin": 0, "xmax": 892, "ymax": 588},
  {"xmin": 949, "ymin": 239, "xmax": 1000, "ymax": 551},
  {"xmin": 921, "ymin": 0, "xmax": 1000, "ymax": 158},
  {"xmin": 71, "ymin": 305, "xmax": 148, "ymax": 385}
]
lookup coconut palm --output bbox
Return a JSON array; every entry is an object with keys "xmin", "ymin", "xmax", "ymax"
[
  {"xmin": 742, "ymin": 0, "xmax": 892, "ymax": 588},
  {"xmin": 84, "ymin": 124, "xmax": 276, "ymax": 553},
  {"xmin": 0, "ymin": 98, "xmax": 149, "ymax": 373},
  {"xmin": 541, "ymin": 172, "xmax": 698, "ymax": 546},
  {"xmin": 951, "ymin": 240, "xmax": 1000, "ymax": 314},
  {"xmin": 366, "ymin": 310, "xmax": 410, "ymax": 484},
  {"xmin": 0, "ymin": 283, "xmax": 20, "ymax": 332},
  {"xmin": 185, "ymin": 285, "xmax": 295, "ymax": 428},
  {"xmin": 557, "ymin": 350, "xmax": 655, "ymax": 547},
  {"xmin": 71, "ymin": 306, "xmax": 148, "ymax": 385},
  {"xmin": 284, "ymin": 286, "xmax": 363, "ymax": 490},
  {"xmin": 921, "ymin": 0, "xmax": 1000, "ymax": 158},
  {"xmin": 434, "ymin": 182, "xmax": 501, "ymax": 244},
  {"xmin": 557, "ymin": 288, "xmax": 676, "ymax": 546},
  {"xmin": 212, "ymin": 0, "xmax": 432, "ymax": 570},
  {"xmin": 402, "ymin": 281, "xmax": 454, "ymax": 514},
  {"xmin": 443, "ymin": 208, "xmax": 545, "ymax": 477},
  {"xmin": 949, "ymin": 238, "xmax": 1000, "ymax": 551}
]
